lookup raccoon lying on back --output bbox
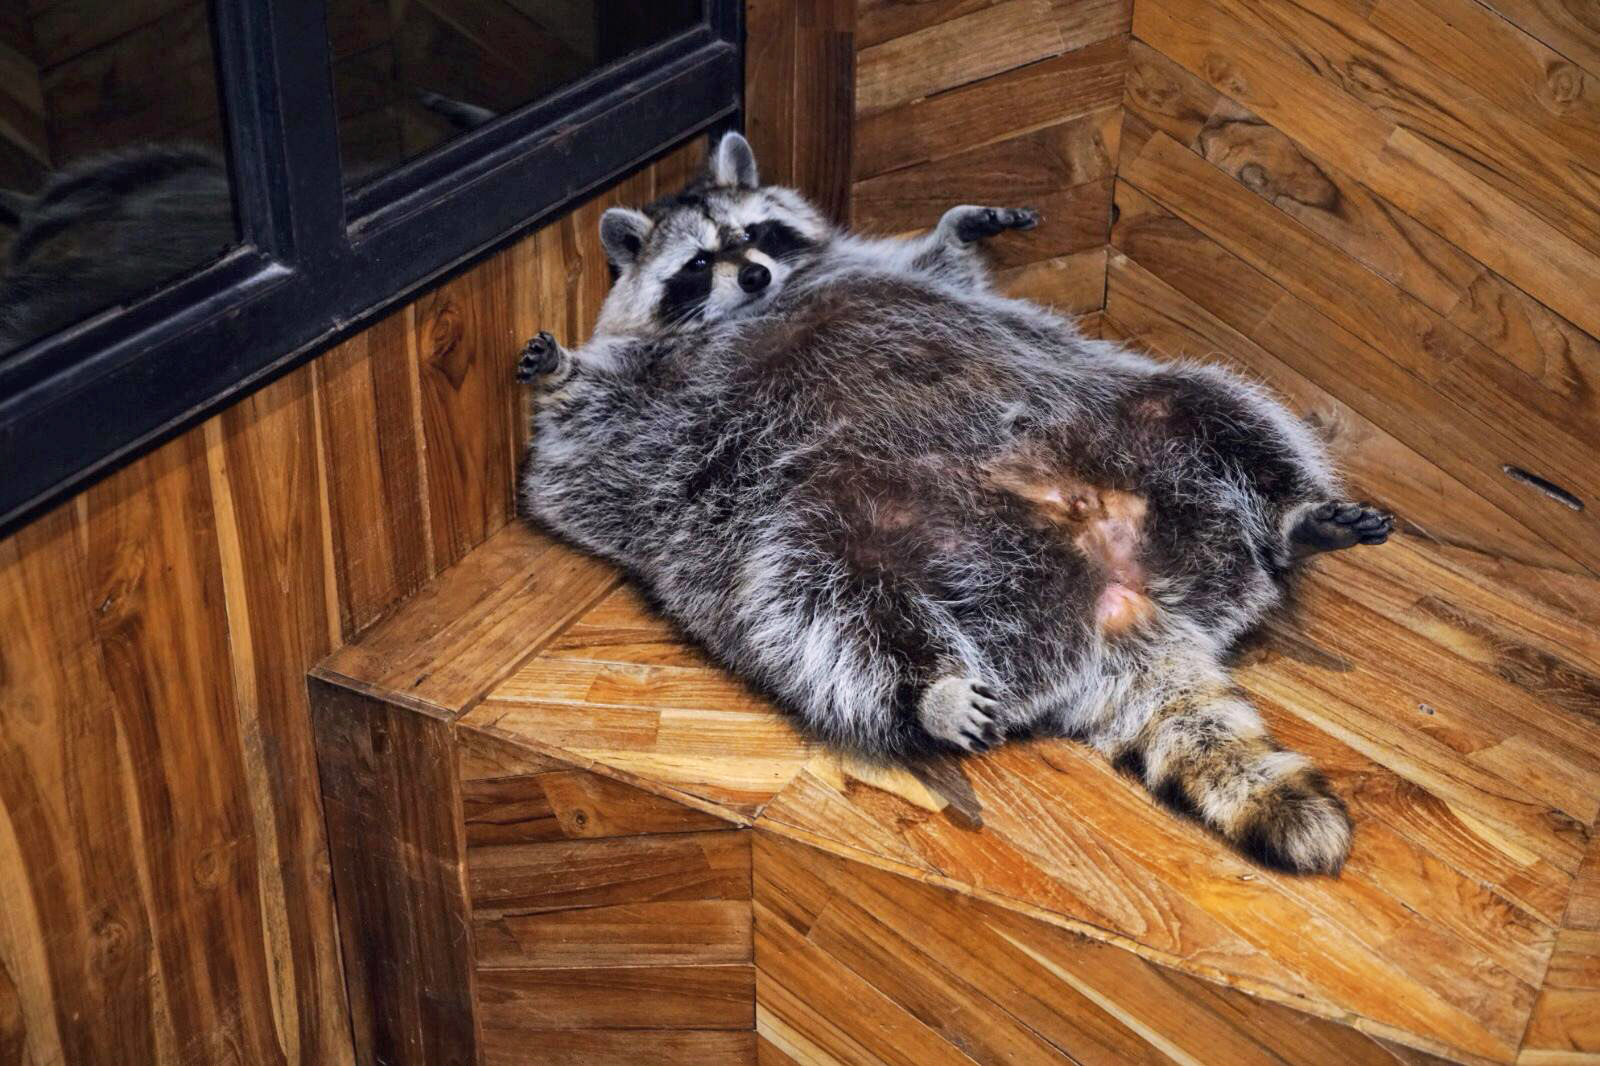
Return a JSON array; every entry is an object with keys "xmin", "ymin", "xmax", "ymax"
[{"xmin": 519, "ymin": 132, "xmax": 1393, "ymax": 875}]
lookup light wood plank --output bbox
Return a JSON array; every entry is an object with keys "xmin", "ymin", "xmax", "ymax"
[{"xmin": 314, "ymin": 525, "xmax": 618, "ymax": 718}]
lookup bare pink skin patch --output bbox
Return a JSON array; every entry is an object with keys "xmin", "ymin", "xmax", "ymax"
[{"xmin": 988, "ymin": 463, "xmax": 1154, "ymax": 636}]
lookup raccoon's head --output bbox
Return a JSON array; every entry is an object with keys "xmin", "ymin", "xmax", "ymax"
[{"xmin": 593, "ymin": 132, "xmax": 832, "ymax": 336}]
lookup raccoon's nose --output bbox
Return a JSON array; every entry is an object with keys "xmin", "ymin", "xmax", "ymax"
[{"xmin": 738, "ymin": 262, "xmax": 771, "ymax": 294}]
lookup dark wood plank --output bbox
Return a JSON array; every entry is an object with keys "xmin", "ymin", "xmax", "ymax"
[
  {"xmin": 415, "ymin": 250, "xmax": 519, "ymax": 571},
  {"xmin": 852, "ymin": 109, "xmax": 1121, "ymax": 250},
  {"xmin": 314, "ymin": 305, "xmax": 434, "ymax": 639},
  {"xmin": 855, "ymin": 0, "xmax": 1128, "ymax": 116},
  {"xmin": 458, "ymin": 724, "xmax": 571, "ymax": 782},
  {"xmin": 310, "ymin": 678, "xmax": 477, "ymax": 1066},
  {"xmin": 462, "ymin": 766, "xmax": 733, "ymax": 846},
  {"xmin": 744, "ymin": 0, "xmax": 796, "ymax": 188},
  {"xmin": 478, "ymin": 964, "xmax": 755, "ymax": 1029},
  {"xmin": 468, "ymin": 830, "xmax": 751, "ymax": 917},
  {"xmin": 475, "ymin": 899, "xmax": 752, "ymax": 969},
  {"xmin": 481, "ymin": 1029, "xmax": 757, "ymax": 1066},
  {"xmin": 792, "ymin": 6, "xmax": 855, "ymax": 225},
  {"xmin": 854, "ymin": 34, "xmax": 1127, "ymax": 179}
]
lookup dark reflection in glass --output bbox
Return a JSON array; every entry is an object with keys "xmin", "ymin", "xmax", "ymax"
[
  {"xmin": 330, "ymin": 0, "xmax": 703, "ymax": 186},
  {"xmin": 0, "ymin": 1, "xmax": 239, "ymax": 359}
]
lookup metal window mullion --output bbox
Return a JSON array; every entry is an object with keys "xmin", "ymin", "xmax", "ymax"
[{"xmin": 212, "ymin": 0, "xmax": 346, "ymax": 266}]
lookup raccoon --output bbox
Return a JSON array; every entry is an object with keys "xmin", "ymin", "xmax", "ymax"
[
  {"xmin": 0, "ymin": 145, "xmax": 235, "ymax": 356},
  {"xmin": 518, "ymin": 132, "xmax": 1394, "ymax": 875}
]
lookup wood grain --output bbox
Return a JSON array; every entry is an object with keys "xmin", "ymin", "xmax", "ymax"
[
  {"xmin": 415, "ymin": 251, "xmax": 519, "ymax": 571},
  {"xmin": 470, "ymin": 529, "xmax": 1600, "ymax": 1063},
  {"xmin": 314, "ymin": 305, "xmax": 433, "ymax": 638},
  {"xmin": 855, "ymin": 35, "xmax": 1128, "ymax": 180},
  {"xmin": 480, "ymin": 1029, "xmax": 757, "ymax": 1066},
  {"xmin": 315, "ymin": 523, "xmax": 618, "ymax": 718},
  {"xmin": 310, "ymin": 679, "xmax": 477, "ymax": 1066},
  {"xmin": 856, "ymin": 0, "xmax": 1129, "ymax": 116},
  {"xmin": 1109, "ymin": 173, "xmax": 1600, "ymax": 575},
  {"xmin": 475, "ymin": 899, "xmax": 752, "ymax": 970},
  {"xmin": 207, "ymin": 369, "xmax": 353, "ymax": 1066},
  {"xmin": 468, "ymin": 830, "xmax": 751, "ymax": 918},
  {"xmin": 0, "ymin": 137, "xmax": 655, "ymax": 1063},
  {"xmin": 461, "ymin": 765, "xmax": 732, "ymax": 846},
  {"xmin": 1132, "ymin": 0, "xmax": 1600, "ymax": 342},
  {"xmin": 1103, "ymin": 243, "xmax": 1580, "ymax": 575},
  {"xmin": 478, "ymin": 964, "xmax": 755, "ymax": 1029}
]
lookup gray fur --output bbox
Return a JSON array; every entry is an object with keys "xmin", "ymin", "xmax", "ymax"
[
  {"xmin": 0, "ymin": 144, "xmax": 233, "ymax": 355},
  {"xmin": 520, "ymin": 132, "xmax": 1392, "ymax": 874}
]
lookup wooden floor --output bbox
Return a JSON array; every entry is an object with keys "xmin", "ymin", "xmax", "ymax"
[
  {"xmin": 312, "ymin": 509, "xmax": 1597, "ymax": 1065},
  {"xmin": 305, "ymin": 2, "xmax": 1600, "ymax": 1063}
]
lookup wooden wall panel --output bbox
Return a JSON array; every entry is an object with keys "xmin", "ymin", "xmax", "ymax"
[
  {"xmin": 849, "ymin": 11, "xmax": 1127, "ymax": 312},
  {"xmin": 746, "ymin": 0, "xmax": 856, "ymax": 223},
  {"xmin": 1113, "ymin": 0, "xmax": 1600, "ymax": 578},
  {"xmin": 0, "ymin": 137, "xmax": 708, "ymax": 1066}
]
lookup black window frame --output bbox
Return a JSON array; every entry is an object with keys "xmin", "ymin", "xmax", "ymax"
[{"xmin": 0, "ymin": 0, "xmax": 742, "ymax": 536}]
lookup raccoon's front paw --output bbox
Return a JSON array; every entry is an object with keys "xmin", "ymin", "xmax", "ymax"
[
  {"xmin": 946, "ymin": 205, "xmax": 1041, "ymax": 244},
  {"xmin": 1289, "ymin": 500, "xmax": 1393, "ymax": 557},
  {"xmin": 919, "ymin": 676, "xmax": 1002, "ymax": 753},
  {"xmin": 516, "ymin": 331, "xmax": 562, "ymax": 383}
]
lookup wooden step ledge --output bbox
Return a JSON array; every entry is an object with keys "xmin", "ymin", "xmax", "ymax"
[{"xmin": 309, "ymin": 522, "xmax": 1600, "ymax": 1066}]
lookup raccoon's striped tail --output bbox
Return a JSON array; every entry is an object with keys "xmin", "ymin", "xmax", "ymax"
[{"xmin": 1110, "ymin": 663, "xmax": 1351, "ymax": 875}]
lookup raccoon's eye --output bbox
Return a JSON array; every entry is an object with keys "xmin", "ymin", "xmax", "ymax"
[
  {"xmin": 686, "ymin": 252, "xmax": 712, "ymax": 272},
  {"xmin": 740, "ymin": 225, "xmax": 760, "ymax": 244}
]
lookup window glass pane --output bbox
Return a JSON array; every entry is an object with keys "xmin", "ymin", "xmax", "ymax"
[
  {"xmin": 0, "ymin": 0, "xmax": 241, "ymax": 360},
  {"xmin": 329, "ymin": 0, "xmax": 704, "ymax": 187}
]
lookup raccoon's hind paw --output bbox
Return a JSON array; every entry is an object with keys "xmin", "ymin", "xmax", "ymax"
[
  {"xmin": 945, "ymin": 206, "xmax": 1041, "ymax": 244},
  {"xmin": 1234, "ymin": 767, "xmax": 1353, "ymax": 876},
  {"xmin": 918, "ymin": 676, "xmax": 1002, "ymax": 753},
  {"xmin": 1289, "ymin": 500, "xmax": 1393, "ymax": 558},
  {"xmin": 516, "ymin": 331, "xmax": 563, "ymax": 383}
]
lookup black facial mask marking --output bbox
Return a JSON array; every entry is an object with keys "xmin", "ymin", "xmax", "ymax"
[
  {"xmin": 659, "ymin": 261, "xmax": 714, "ymax": 324},
  {"xmin": 747, "ymin": 220, "xmax": 811, "ymax": 261}
]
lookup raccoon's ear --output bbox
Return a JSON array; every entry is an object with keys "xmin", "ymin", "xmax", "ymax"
[
  {"xmin": 599, "ymin": 207, "xmax": 653, "ymax": 268},
  {"xmin": 711, "ymin": 131, "xmax": 759, "ymax": 190}
]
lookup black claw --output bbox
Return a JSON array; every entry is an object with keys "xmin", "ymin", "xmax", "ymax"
[{"xmin": 973, "ymin": 683, "xmax": 996, "ymax": 700}]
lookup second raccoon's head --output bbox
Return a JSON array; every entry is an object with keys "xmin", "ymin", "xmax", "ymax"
[{"xmin": 593, "ymin": 132, "xmax": 832, "ymax": 336}]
